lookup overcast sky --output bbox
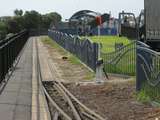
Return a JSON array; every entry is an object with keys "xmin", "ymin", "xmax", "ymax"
[{"xmin": 1, "ymin": 0, "xmax": 144, "ymax": 20}]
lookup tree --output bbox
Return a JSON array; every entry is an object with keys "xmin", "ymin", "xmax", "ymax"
[
  {"xmin": 41, "ymin": 12, "xmax": 62, "ymax": 29},
  {"xmin": 6, "ymin": 18, "xmax": 20, "ymax": 33},
  {"xmin": 14, "ymin": 9, "xmax": 23, "ymax": 16},
  {"xmin": 13, "ymin": 16, "xmax": 25, "ymax": 30},
  {"xmin": 0, "ymin": 9, "xmax": 62, "ymax": 36},
  {"xmin": 0, "ymin": 21, "xmax": 7, "ymax": 39},
  {"xmin": 23, "ymin": 10, "xmax": 42, "ymax": 29},
  {"xmin": 23, "ymin": 11, "xmax": 62, "ymax": 30},
  {"xmin": 48, "ymin": 12, "xmax": 62, "ymax": 26}
]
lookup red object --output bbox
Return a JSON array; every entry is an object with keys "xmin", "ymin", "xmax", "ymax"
[{"xmin": 96, "ymin": 16, "xmax": 102, "ymax": 25}]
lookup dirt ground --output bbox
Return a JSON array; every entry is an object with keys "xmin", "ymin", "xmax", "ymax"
[
  {"xmin": 42, "ymin": 38, "xmax": 95, "ymax": 83},
  {"xmin": 42, "ymin": 38, "xmax": 160, "ymax": 120},
  {"xmin": 65, "ymin": 82, "xmax": 160, "ymax": 120}
]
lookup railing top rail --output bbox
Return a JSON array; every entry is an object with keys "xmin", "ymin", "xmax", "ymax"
[
  {"xmin": 0, "ymin": 30, "xmax": 28, "ymax": 47},
  {"xmin": 101, "ymin": 40, "xmax": 136, "ymax": 55},
  {"xmin": 137, "ymin": 46, "xmax": 160, "ymax": 57}
]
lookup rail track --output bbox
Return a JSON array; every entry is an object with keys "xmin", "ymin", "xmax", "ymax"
[{"xmin": 35, "ymin": 39, "xmax": 106, "ymax": 120}]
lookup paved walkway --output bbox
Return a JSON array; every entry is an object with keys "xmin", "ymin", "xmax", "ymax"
[{"xmin": 0, "ymin": 37, "xmax": 50, "ymax": 120}]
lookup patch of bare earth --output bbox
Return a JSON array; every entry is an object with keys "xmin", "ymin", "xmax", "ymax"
[
  {"xmin": 65, "ymin": 82, "xmax": 160, "ymax": 120},
  {"xmin": 42, "ymin": 41, "xmax": 94, "ymax": 83},
  {"xmin": 42, "ymin": 40, "xmax": 160, "ymax": 120}
]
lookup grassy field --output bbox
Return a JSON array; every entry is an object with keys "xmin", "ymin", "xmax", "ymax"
[
  {"xmin": 102, "ymin": 50, "xmax": 136, "ymax": 76},
  {"xmin": 83, "ymin": 36, "xmax": 130, "ymax": 53},
  {"xmin": 83, "ymin": 35, "xmax": 135, "ymax": 76}
]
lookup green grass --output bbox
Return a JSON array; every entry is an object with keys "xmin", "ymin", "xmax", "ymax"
[
  {"xmin": 43, "ymin": 35, "xmax": 134, "ymax": 77},
  {"xmin": 101, "ymin": 41, "xmax": 136, "ymax": 76},
  {"xmin": 41, "ymin": 36, "xmax": 81, "ymax": 65},
  {"xmin": 82, "ymin": 36, "xmax": 130, "ymax": 53},
  {"xmin": 137, "ymin": 83, "xmax": 160, "ymax": 103},
  {"xmin": 82, "ymin": 35, "xmax": 135, "ymax": 76},
  {"xmin": 41, "ymin": 36, "xmax": 68, "ymax": 56},
  {"xmin": 41, "ymin": 36, "xmax": 95, "ymax": 80},
  {"xmin": 68, "ymin": 55, "xmax": 81, "ymax": 65},
  {"xmin": 137, "ymin": 90, "xmax": 151, "ymax": 103},
  {"xmin": 83, "ymin": 73, "xmax": 95, "ymax": 80}
]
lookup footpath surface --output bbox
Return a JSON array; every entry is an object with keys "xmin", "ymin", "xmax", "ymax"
[{"xmin": 0, "ymin": 37, "xmax": 50, "ymax": 120}]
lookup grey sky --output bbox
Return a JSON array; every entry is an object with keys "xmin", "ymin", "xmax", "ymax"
[{"xmin": 1, "ymin": 0, "xmax": 144, "ymax": 20}]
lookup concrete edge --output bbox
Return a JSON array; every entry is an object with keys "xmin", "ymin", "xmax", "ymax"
[{"xmin": 31, "ymin": 37, "xmax": 51, "ymax": 120}]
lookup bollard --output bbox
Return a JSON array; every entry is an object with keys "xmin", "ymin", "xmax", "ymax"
[{"xmin": 96, "ymin": 59, "xmax": 104, "ymax": 83}]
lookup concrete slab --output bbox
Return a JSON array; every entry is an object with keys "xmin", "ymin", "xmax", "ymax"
[
  {"xmin": 0, "ymin": 104, "xmax": 15, "ymax": 120},
  {"xmin": 4, "ymin": 83, "xmax": 21, "ymax": 92},
  {"xmin": 37, "ymin": 39, "xmax": 53, "ymax": 82},
  {"xmin": 31, "ymin": 38, "xmax": 51, "ymax": 120},
  {"xmin": 0, "ymin": 91, "xmax": 18, "ymax": 104},
  {"xmin": 17, "ymin": 92, "xmax": 32, "ymax": 106},
  {"xmin": 14, "ymin": 105, "xmax": 31, "ymax": 120}
]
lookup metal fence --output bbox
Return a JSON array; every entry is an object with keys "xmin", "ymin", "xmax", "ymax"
[
  {"xmin": 136, "ymin": 41, "xmax": 160, "ymax": 95},
  {"xmin": 48, "ymin": 30, "xmax": 99, "ymax": 71},
  {"xmin": 0, "ymin": 30, "xmax": 29, "ymax": 83},
  {"xmin": 101, "ymin": 41, "xmax": 136, "ymax": 76}
]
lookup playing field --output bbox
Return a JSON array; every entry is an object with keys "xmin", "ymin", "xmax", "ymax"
[
  {"xmin": 84, "ymin": 36, "xmax": 131, "ymax": 53},
  {"xmin": 84, "ymin": 35, "xmax": 135, "ymax": 75}
]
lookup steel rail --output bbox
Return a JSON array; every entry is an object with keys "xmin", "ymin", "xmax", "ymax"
[
  {"xmin": 48, "ymin": 59, "xmax": 106, "ymax": 120},
  {"xmin": 58, "ymin": 82, "xmax": 106, "ymax": 120},
  {"xmin": 54, "ymin": 83, "xmax": 82, "ymax": 120},
  {"xmin": 36, "ymin": 38, "xmax": 106, "ymax": 120},
  {"xmin": 35, "ymin": 39, "xmax": 72, "ymax": 120}
]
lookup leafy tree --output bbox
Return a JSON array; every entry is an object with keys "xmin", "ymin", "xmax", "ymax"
[
  {"xmin": 23, "ymin": 10, "xmax": 42, "ymax": 29},
  {"xmin": 47, "ymin": 12, "xmax": 62, "ymax": 26},
  {"xmin": 0, "ymin": 9, "xmax": 62, "ymax": 36},
  {"xmin": 0, "ymin": 21, "xmax": 7, "ymax": 39},
  {"xmin": 41, "ymin": 12, "xmax": 62, "ymax": 28},
  {"xmin": 14, "ymin": 9, "xmax": 23, "ymax": 16},
  {"xmin": 6, "ymin": 18, "xmax": 20, "ymax": 33},
  {"xmin": 13, "ymin": 16, "xmax": 25, "ymax": 30}
]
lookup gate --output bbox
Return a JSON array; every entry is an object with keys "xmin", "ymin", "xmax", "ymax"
[{"xmin": 101, "ymin": 41, "xmax": 136, "ymax": 76}]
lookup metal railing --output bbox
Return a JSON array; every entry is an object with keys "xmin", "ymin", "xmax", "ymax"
[
  {"xmin": 136, "ymin": 41, "xmax": 160, "ymax": 102},
  {"xmin": 48, "ymin": 30, "xmax": 99, "ymax": 72},
  {"xmin": 101, "ymin": 41, "xmax": 136, "ymax": 76},
  {"xmin": 0, "ymin": 30, "xmax": 29, "ymax": 83},
  {"xmin": 136, "ymin": 41, "xmax": 160, "ymax": 98}
]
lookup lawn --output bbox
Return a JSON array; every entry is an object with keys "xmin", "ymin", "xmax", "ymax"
[
  {"xmin": 82, "ymin": 35, "xmax": 135, "ymax": 75},
  {"xmin": 83, "ymin": 35, "xmax": 131, "ymax": 53},
  {"xmin": 82, "ymin": 35, "xmax": 136, "ymax": 76}
]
